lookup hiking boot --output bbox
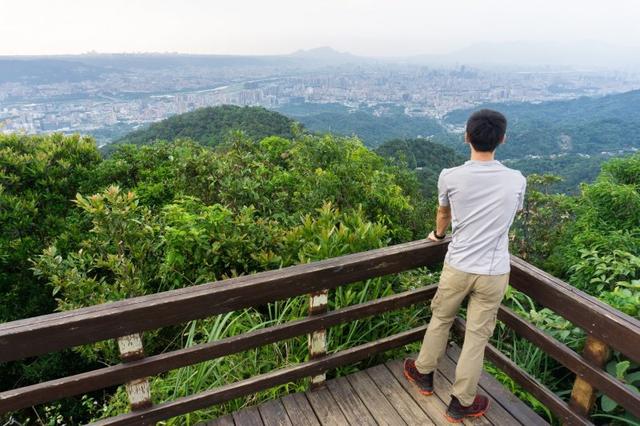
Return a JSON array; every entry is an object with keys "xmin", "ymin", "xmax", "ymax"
[
  {"xmin": 403, "ymin": 358, "xmax": 434, "ymax": 395},
  {"xmin": 445, "ymin": 394, "xmax": 490, "ymax": 423}
]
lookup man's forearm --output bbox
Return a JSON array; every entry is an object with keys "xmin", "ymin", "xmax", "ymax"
[{"xmin": 436, "ymin": 207, "xmax": 451, "ymax": 236}]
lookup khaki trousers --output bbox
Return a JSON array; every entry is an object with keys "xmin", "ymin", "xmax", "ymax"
[{"xmin": 415, "ymin": 262, "xmax": 509, "ymax": 406}]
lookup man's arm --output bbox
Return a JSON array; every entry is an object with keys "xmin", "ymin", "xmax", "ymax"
[{"xmin": 428, "ymin": 205, "xmax": 451, "ymax": 241}]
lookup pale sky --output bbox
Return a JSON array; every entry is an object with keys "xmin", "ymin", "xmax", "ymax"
[{"xmin": 2, "ymin": 0, "xmax": 640, "ymax": 56}]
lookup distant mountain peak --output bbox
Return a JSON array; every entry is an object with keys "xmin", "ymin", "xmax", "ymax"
[{"xmin": 290, "ymin": 47, "xmax": 360, "ymax": 62}]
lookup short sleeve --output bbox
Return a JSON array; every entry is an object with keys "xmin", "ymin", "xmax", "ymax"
[
  {"xmin": 517, "ymin": 176, "xmax": 527, "ymax": 211},
  {"xmin": 437, "ymin": 169, "xmax": 450, "ymax": 207}
]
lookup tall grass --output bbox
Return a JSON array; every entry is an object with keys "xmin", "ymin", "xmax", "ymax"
[{"xmin": 96, "ymin": 268, "xmax": 440, "ymax": 424}]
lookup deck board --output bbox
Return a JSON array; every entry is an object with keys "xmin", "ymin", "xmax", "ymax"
[
  {"xmin": 281, "ymin": 393, "xmax": 321, "ymax": 426},
  {"xmin": 202, "ymin": 413, "xmax": 235, "ymax": 426},
  {"xmin": 203, "ymin": 343, "xmax": 547, "ymax": 426},
  {"xmin": 385, "ymin": 359, "xmax": 454, "ymax": 426},
  {"xmin": 436, "ymin": 349, "xmax": 516, "ymax": 426},
  {"xmin": 366, "ymin": 364, "xmax": 435, "ymax": 425},
  {"xmin": 347, "ymin": 370, "xmax": 408, "ymax": 425},
  {"xmin": 446, "ymin": 344, "xmax": 547, "ymax": 425},
  {"xmin": 325, "ymin": 376, "xmax": 377, "ymax": 425},
  {"xmin": 259, "ymin": 399, "xmax": 293, "ymax": 426},
  {"xmin": 232, "ymin": 405, "xmax": 263, "ymax": 426},
  {"xmin": 305, "ymin": 386, "xmax": 350, "ymax": 425}
]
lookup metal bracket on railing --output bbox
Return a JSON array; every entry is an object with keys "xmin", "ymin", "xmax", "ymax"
[
  {"xmin": 308, "ymin": 289, "xmax": 328, "ymax": 389},
  {"xmin": 117, "ymin": 333, "xmax": 153, "ymax": 410}
]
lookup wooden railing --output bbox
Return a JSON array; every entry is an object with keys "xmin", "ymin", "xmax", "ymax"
[{"xmin": 0, "ymin": 238, "xmax": 639, "ymax": 426}]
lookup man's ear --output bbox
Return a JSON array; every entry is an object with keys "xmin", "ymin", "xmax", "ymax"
[{"xmin": 464, "ymin": 132, "xmax": 470, "ymax": 144}]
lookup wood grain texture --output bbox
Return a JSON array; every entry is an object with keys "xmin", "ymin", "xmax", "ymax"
[
  {"xmin": 90, "ymin": 326, "xmax": 427, "ymax": 425},
  {"xmin": 305, "ymin": 387, "xmax": 349, "ymax": 425},
  {"xmin": 325, "ymin": 376, "xmax": 376, "ymax": 426},
  {"xmin": 0, "ymin": 285, "xmax": 436, "ymax": 413},
  {"xmin": 385, "ymin": 359, "xmax": 453, "ymax": 426},
  {"xmin": 445, "ymin": 344, "xmax": 546, "ymax": 426},
  {"xmin": 258, "ymin": 400, "xmax": 293, "ymax": 426},
  {"xmin": 569, "ymin": 337, "xmax": 611, "ymax": 417},
  {"xmin": 0, "ymin": 238, "xmax": 449, "ymax": 363},
  {"xmin": 429, "ymin": 361, "xmax": 493, "ymax": 426},
  {"xmin": 365, "ymin": 364, "xmax": 434, "ymax": 425},
  {"xmin": 280, "ymin": 393, "xmax": 321, "ymax": 426},
  {"xmin": 497, "ymin": 306, "xmax": 639, "ymax": 419},
  {"xmin": 510, "ymin": 256, "xmax": 640, "ymax": 364},
  {"xmin": 202, "ymin": 414, "xmax": 235, "ymax": 426},
  {"xmin": 233, "ymin": 406, "xmax": 264, "ymax": 426},
  {"xmin": 453, "ymin": 318, "xmax": 591, "ymax": 426},
  {"xmin": 437, "ymin": 346, "xmax": 526, "ymax": 426},
  {"xmin": 346, "ymin": 370, "xmax": 407, "ymax": 426}
]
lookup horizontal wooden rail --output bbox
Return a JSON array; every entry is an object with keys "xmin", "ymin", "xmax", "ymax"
[
  {"xmin": 497, "ymin": 306, "xmax": 640, "ymax": 418},
  {"xmin": 90, "ymin": 325, "xmax": 428, "ymax": 426},
  {"xmin": 0, "ymin": 238, "xmax": 448, "ymax": 363},
  {"xmin": 452, "ymin": 318, "xmax": 592, "ymax": 426},
  {"xmin": 0, "ymin": 285, "xmax": 437, "ymax": 413},
  {"xmin": 510, "ymin": 256, "xmax": 640, "ymax": 364},
  {"xmin": 3, "ymin": 238, "xmax": 639, "ymax": 425}
]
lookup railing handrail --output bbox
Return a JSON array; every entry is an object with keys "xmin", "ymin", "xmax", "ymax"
[
  {"xmin": 2, "ymin": 239, "xmax": 639, "ymax": 425},
  {"xmin": 509, "ymin": 256, "xmax": 640, "ymax": 364},
  {"xmin": 0, "ymin": 238, "xmax": 450, "ymax": 363}
]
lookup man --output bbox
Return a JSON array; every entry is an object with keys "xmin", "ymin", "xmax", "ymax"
[{"xmin": 403, "ymin": 109, "xmax": 526, "ymax": 423}]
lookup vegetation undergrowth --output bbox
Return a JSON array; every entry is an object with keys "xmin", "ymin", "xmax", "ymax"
[{"xmin": 1, "ymin": 129, "xmax": 639, "ymax": 425}]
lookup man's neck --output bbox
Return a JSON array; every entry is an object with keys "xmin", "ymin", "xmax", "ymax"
[{"xmin": 469, "ymin": 149, "xmax": 496, "ymax": 162}]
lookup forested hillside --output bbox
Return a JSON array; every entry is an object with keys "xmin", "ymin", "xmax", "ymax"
[
  {"xmin": 112, "ymin": 105, "xmax": 296, "ymax": 148},
  {"xmin": 2, "ymin": 123, "xmax": 639, "ymax": 424},
  {"xmin": 376, "ymin": 138, "xmax": 465, "ymax": 197},
  {"xmin": 444, "ymin": 89, "xmax": 640, "ymax": 158},
  {"xmin": 277, "ymin": 102, "xmax": 448, "ymax": 147},
  {"xmin": 1, "ymin": 131, "xmax": 433, "ymax": 424}
]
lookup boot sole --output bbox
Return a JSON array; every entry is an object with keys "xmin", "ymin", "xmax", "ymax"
[
  {"xmin": 444, "ymin": 401, "xmax": 490, "ymax": 423},
  {"xmin": 402, "ymin": 367, "xmax": 434, "ymax": 396}
]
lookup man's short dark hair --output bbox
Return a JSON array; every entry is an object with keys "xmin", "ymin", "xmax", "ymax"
[{"xmin": 466, "ymin": 109, "xmax": 507, "ymax": 152}]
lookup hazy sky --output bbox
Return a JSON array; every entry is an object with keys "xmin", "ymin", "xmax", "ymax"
[{"xmin": 3, "ymin": 0, "xmax": 640, "ymax": 56}]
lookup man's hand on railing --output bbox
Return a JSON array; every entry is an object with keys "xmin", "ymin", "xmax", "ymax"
[{"xmin": 427, "ymin": 231, "xmax": 446, "ymax": 242}]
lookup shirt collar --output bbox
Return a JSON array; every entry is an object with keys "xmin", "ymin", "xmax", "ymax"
[{"xmin": 464, "ymin": 159, "xmax": 501, "ymax": 165}]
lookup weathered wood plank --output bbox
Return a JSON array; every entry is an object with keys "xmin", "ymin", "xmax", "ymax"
[
  {"xmin": 0, "ymin": 285, "xmax": 437, "ymax": 413},
  {"xmin": 365, "ymin": 364, "xmax": 434, "ymax": 425},
  {"xmin": 496, "ymin": 306, "xmax": 639, "ymax": 419},
  {"xmin": 280, "ymin": 393, "xmax": 321, "ymax": 426},
  {"xmin": 305, "ymin": 387, "xmax": 349, "ymax": 425},
  {"xmin": 308, "ymin": 289, "xmax": 329, "ymax": 389},
  {"xmin": 385, "ymin": 359, "xmax": 454, "ymax": 426},
  {"xmin": 452, "ymin": 318, "xmax": 591, "ymax": 426},
  {"xmin": 430, "ymin": 359, "xmax": 492, "ymax": 426},
  {"xmin": 437, "ymin": 345, "xmax": 526, "ymax": 426},
  {"xmin": 233, "ymin": 406, "xmax": 263, "ymax": 426},
  {"xmin": 258, "ymin": 400, "xmax": 293, "ymax": 426},
  {"xmin": 0, "ymin": 239, "xmax": 448, "ymax": 362},
  {"xmin": 445, "ymin": 344, "xmax": 546, "ymax": 426},
  {"xmin": 325, "ymin": 376, "xmax": 376, "ymax": 425},
  {"xmin": 347, "ymin": 370, "xmax": 407, "ymax": 425},
  {"xmin": 569, "ymin": 337, "xmax": 611, "ymax": 417},
  {"xmin": 90, "ymin": 325, "xmax": 427, "ymax": 425},
  {"xmin": 202, "ymin": 413, "xmax": 235, "ymax": 426},
  {"xmin": 510, "ymin": 256, "xmax": 640, "ymax": 364}
]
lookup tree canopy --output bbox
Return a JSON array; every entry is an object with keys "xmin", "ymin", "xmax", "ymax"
[{"xmin": 112, "ymin": 105, "xmax": 297, "ymax": 149}]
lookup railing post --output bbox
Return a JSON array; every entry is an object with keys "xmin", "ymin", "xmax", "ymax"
[
  {"xmin": 568, "ymin": 336, "xmax": 611, "ymax": 418},
  {"xmin": 117, "ymin": 333, "xmax": 152, "ymax": 410},
  {"xmin": 308, "ymin": 289, "xmax": 328, "ymax": 389}
]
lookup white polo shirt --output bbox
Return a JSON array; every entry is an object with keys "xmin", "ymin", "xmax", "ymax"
[{"xmin": 438, "ymin": 160, "xmax": 526, "ymax": 275}]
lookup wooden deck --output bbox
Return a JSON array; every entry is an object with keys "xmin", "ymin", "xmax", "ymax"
[{"xmin": 204, "ymin": 344, "xmax": 547, "ymax": 426}]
